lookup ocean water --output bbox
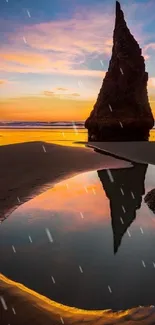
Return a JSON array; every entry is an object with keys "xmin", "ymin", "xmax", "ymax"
[
  {"xmin": 1, "ymin": 161, "xmax": 155, "ymax": 311},
  {"xmin": 0, "ymin": 128, "xmax": 87, "ymax": 147},
  {"xmin": 0, "ymin": 127, "xmax": 155, "ymax": 147}
]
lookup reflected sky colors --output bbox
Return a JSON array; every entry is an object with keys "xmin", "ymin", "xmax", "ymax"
[
  {"xmin": 1, "ymin": 164, "xmax": 155, "ymax": 311},
  {"xmin": 0, "ymin": 128, "xmax": 155, "ymax": 147},
  {"xmin": 0, "ymin": 128, "xmax": 87, "ymax": 147}
]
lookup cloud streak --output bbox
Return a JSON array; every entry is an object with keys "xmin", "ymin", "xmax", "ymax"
[
  {"xmin": 0, "ymin": 50, "xmax": 106, "ymax": 77},
  {"xmin": 43, "ymin": 91, "xmax": 54, "ymax": 96},
  {"xmin": 0, "ymin": 2, "xmax": 147, "ymax": 78},
  {"xmin": 43, "ymin": 90, "xmax": 80, "ymax": 98},
  {"xmin": 56, "ymin": 88, "xmax": 68, "ymax": 91}
]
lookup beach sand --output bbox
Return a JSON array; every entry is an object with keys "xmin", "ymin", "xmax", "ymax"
[
  {"xmin": 0, "ymin": 273, "xmax": 155, "ymax": 325},
  {"xmin": 0, "ymin": 141, "xmax": 130, "ymax": 221}
]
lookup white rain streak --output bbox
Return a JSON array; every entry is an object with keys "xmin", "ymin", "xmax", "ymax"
[
  {"xmin": 84, "ymin": 186, "xmax": 88, "ymax": 193},
  {"xmin": 120, "ymin": 217, "xmax": 124, "ymax": 225},
  {"xmin": 140, "ymin": 227, "xmax": 144, "ymax": 234},
  {"xmin": 78, "ymin": 81, "xmax": 83, "ymax": 88},
  {"xmin": 100, "ymin": 60, "xmax": 104, "ymax": 67},
  {"xmin": 60, "ymin": 316, "xmax": 65, "ymax": 324},
  {"xmin": 79, "ymin": 265, "xmax": 83, "ymax": 273},
  {"xmin": 108, "ymin": 104, "xmax": 113, "ymax": 112},
  {"xmin": 23, "ymin": 36, "xmax": 27, "ymax": 43},
  {"xmin": 17, "ymin": 196, "xmax": 20, "ymax": 203},
  {"xmin": 6, "ymin": 0, "xmax": 9, "ymax": 3},
  {"xmin": 12, "ymin": 307, "xmax": 16, "ymax": 314},
  {"xmin": 119, "ymin": 122, "xmax": 123, "ymax": 128},
  {"xmin": 27, "ymin": 10, "xmax": 31, "ymax": 18},
  {"xmin": 122, "ymin": 205, "xmax": 126, "ymax": 213},
  {"xmin": 127, "ymin": 230, "xmax": 131, "ymax": 237},
  {"xmin": 45, "ymin": 228, "xmax": 54, "ymax": 243},
  {"xmin": 51, "ymin": 276, "xmax": 55, "ymax": 284},
  {"xmin": 106, "ymin": 170, "xmax": 114, "ymax": 183},
  {"xmin": 66, "ymin": 183, "xmax": 69, "ymax": 189},
  {"xmin": 62, "ymin": 132, "xmax": 65, "ymax": 138},
  {"xmin": 72, "ymin": 121, "xmax": 78, "ymax": 134},
  {"xmin": 80, "ymin": 212, "xmax": 84, "ymax": 219},
  {"xmin": 108, "ymin": 285, "xmax": 112, "ymax": 293},
  {"xmin": 120, "ymin": 67, "xmax": 124, "ymax": 75},
  {"xmin": 28, "ymin": 235, "xmax": 32, "ymax": 243},
  {"xmin": 92, "ymin": 188, "xmax": 96, "ymax": 195},
  {"xmin": 131, "ymin": 191, "xmax": 135, "ymax": 199},
  {"xmin": 142, "ymin": 260, "xmax": 146, "ymax": 268},
  {"xmin": 153, "ymin": 262, "xmax": 155, "ymax": 268},
  {"xmin": 0, "ymin": 296, "xmax": 8, "ymax": 310},
  {"xmin": 42, "ymin": 145, "xmax": 46, "ymax": 153},
  {"xmin": 120, "ymin": 187, "xmax": 124, "ymax": 195},
  {"xmin": 12, "ymin": 245, "xmax": 16, "ymax": 253}
]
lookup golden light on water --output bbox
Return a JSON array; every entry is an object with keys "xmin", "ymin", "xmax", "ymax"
[
  {"xmin": 0, "ymin": 129, "xmax": 87, "ymax": 147},
  {"xmin": 0, "ymin": 128, "xmax": 155, "ymax": 147}
]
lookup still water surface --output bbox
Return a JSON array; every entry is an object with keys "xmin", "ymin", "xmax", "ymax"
[
  {"xmin": 0, "ymin": 128, "xmax": 155, "ymax": 147},
  {"xmin": 1, "ymin": 162, "xmax": 155, "ymax": 311}
]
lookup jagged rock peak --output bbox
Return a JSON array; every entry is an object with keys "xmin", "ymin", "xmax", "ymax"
[
  {"xmin": 114, "ymin": 0, "xmax": 142, "ymax": 58},
  {"xmin": 85, "ymin": 0, "xmax": 154, "ymax": 141},
  {"xmin": 116, "ymin": 1, "xmax": 124, "ymax": 20}
]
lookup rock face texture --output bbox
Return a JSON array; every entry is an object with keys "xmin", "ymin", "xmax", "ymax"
[
  {"xmin": 145, "ymin": 188, "xmax": 155, "ymax": 213},
  {"xmin": 97, "ymin": 163, "xmax": 147, "ymax": 253},
  {"xmin": 85, "ymin": 1, "xmax": 154, "ymax": 141}
]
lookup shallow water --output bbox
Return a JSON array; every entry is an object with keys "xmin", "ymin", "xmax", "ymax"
[
  {"xmin": 1, "ymin": 162, "xmax": 155, "ymax": 311},
  {"xmin": 0, "ymin": 128, "xmax": 87, "ymax": 147},
  {"xmin": 0, "ymin": 128, "xmax": 155, "ymax": 147}
]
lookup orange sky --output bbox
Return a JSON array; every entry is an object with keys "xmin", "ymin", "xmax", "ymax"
[
  {"xmin": 0, "ymin": 95, "xmax": 155, "ymax": 122},
  {"xmin": 0, "ymin": 96, "xmax": 95, "ymax": 121}
]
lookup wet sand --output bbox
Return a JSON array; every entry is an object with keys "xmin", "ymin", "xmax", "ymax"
[
  {"xmin": 0, "ymin": 141, "xmax": 130, "ymax": 221},
  {"xmin": 0, "ymin": 273, "xmax": 155, "ymax": 325},
  {"xmin": 86, "ymin": 141, "xmax": 155, "ymax": 165}
]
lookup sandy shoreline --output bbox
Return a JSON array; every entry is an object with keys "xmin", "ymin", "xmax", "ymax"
[
  {"xmin": 1, "ymin": 273, "xmax": 155, "ymax": 325},
  {"xmin": 0, "ymin": 141, "xmax": 130, "ymax": 221}
]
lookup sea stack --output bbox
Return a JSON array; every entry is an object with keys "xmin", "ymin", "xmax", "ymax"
[{"xmin": 85, "ymin": 1, "xmax": 154, "ymax": 141}]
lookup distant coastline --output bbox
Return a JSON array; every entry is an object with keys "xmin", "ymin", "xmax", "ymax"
[
  {"xmin": 0, "ymin": 121, "xmax": 85, "ymax": 129},
  {"xmin": 0, "ymin": 121, "xmax": 154, "ymax": 129}
]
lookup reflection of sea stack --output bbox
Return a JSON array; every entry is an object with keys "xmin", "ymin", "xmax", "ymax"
[
  {"xmin": 85, "ymin": 1, "xmax": 154, "ymax": 141},
  {"xmin": 98, "ymin": 163, "xmax": 147, "ymax": 253}
]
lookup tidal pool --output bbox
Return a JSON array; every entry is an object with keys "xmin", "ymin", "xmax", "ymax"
[{"xmin": 1, "ymin": 162, "xmax": 155, "ymax": 311}]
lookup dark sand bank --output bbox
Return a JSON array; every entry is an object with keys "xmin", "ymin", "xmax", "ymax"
[
  {"xmin": 1, "ymin": 273, "xmax": 155, "ymax": 325},
  {"xmin": 0, "ymin": 141, "xmax": 130, "ymax": 220},
  {"xmin": 77, "ymin": 141, "xmax": 155, "ymax": 165}
]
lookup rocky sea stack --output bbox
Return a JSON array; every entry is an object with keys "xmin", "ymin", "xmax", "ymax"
[{"xmin": 85, "ymin": 1, "xmax": 154, "ymax": 141}]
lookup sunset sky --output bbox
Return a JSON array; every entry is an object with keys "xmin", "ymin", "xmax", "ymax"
[{"xmin": 0, "ymin": 0, "xmax": 155, "ymax": 121}]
